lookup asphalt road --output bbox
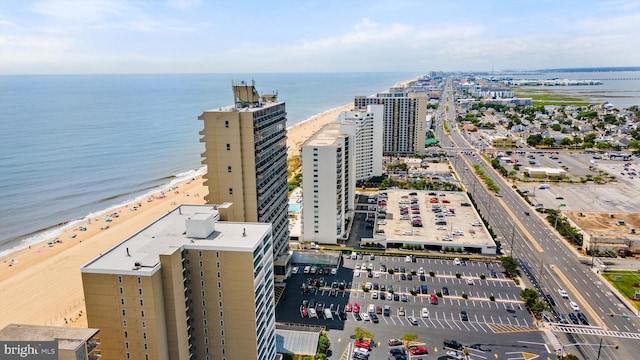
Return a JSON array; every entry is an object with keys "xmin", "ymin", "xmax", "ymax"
[{"xmin": 436, "ymin": 78, "xmax": 640, "ymax": 359}]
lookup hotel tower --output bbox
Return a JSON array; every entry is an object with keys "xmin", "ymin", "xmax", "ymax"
[
  {"xmin": 81, "ymin": 205, "xmax": 277, "ymax": 360},
  {"xmin": 198, "ymin": 81, "xmax": 291, "ymax": 280}
]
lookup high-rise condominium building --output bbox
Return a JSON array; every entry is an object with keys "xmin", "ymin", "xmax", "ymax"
[
  {"xmin": 335, "ymin": 104, "xmax": 384, "ymax": 181},
  {"xmin": 81, "ymin": 205, "xmax": 276, "ymax": 360},
  {"xmin": 355, "ymin": 87, "xmax": 427, "ymax": 156},
  {"xmin": 198, "ymin": 81, "xmax": 291, "ymax": 280},
  {"xmin": 301, "ymin": 123, "xmax": 355, "ymax": 244}
]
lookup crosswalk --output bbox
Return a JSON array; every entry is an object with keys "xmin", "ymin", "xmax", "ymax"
[
  {"xmin": 550, "ymin": 323, "xmax": 640, "ymax": 339},
  {"xmin": 543, "ymin": 330, "xmax": 563, "ymax": 352}
]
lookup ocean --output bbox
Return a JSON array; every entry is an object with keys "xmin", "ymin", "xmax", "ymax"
[{"xmin": 0, "ymin": 72, "xmax": 417, "ymax": 257}]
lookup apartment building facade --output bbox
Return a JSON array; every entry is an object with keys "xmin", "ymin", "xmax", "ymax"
[
  {"xmin": 81, "ymin": 205, "xmax": 276, "ymax": 360},
  {"xmin": 335, "ymin": 104, "xmax": 384, "ymax": 181},
  {"xmin": 301, "ymin": 123, "xmax": 355, "ymax": 244},
  {"xmin": 355, "ymin": 87, "xmax": 427, "ymax": 156},
  {"xmin": 198, "ymin": 81, "xmax": 291, "ymax": 280}
]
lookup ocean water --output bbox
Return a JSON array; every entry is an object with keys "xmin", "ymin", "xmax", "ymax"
[{"xmin": 0, "ymin": 72, "xmax": 416, "ymax": 257}]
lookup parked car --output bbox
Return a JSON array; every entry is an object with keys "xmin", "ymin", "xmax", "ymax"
[
  {"xmin": 430, "ymin": 294, "xmax": 438, "ymax": 305},
  {"xmin": 446, "ymin": 350, "xmax": 465, "ymax": 359},
  {"xmin": 460, "ymin": 310, "xmax": 469, "ymax": 321},
  {"xmin": 410, "ymin": 346, "xmax": 428, "ymax": 355},
  {"xmin": 570, "ymin": 301, "xmax": 580, "ymax": 311},
  {"xmin": 421, "ymin": 307, "xmax": 429, "ymax": 318},
  {"xmin": 443, "ymin": 339, "xmax": 464, "ymax": 350},
  {"xmin": 442, "ymin": 286, "xmax": 449, "ymax": 295},
  {"xmin": 407, "ymin": 316, "xmax": 418, "ymax": 325},
  {"xmin": 388, "ymin": 339, "xmax": 403, "ymax": 347}
]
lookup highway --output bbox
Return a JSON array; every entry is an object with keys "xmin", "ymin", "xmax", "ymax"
[{"xmin": 433, "ymin": 77, "xmax": 640, "ymax": 359}]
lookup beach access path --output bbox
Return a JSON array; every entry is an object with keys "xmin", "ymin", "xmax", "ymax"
[{"xmin": 0, "ymin": 102, "xmax": 350, "ymax": 330}]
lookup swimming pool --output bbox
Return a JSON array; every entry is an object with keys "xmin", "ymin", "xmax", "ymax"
[{"xmin": 288, "ymin": 203, "xmax": 302, "ymax": 213}]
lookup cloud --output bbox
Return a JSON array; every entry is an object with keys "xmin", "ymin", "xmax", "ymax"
[
  {"xmin": 29, "ymin": 0, "xmax": 133, "ymax": 23},
  {"xmin": 165, "ymin": 0, "xmax": 202, "ymax": 10}
]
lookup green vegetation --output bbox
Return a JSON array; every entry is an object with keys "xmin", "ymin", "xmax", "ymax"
[
  {"xmin": 472, "ymin": 164, "xmax": 500, "ymax": 193},
  {"xmin": 602, "ymin": 271, "xmax": 640, "ymax": 310},
  {"xmin": 353, "ymin": 327, "xmax": 374, "ymax": 341},
  {"xmin": 500, "ymin": 256, "xmax": 518, "ymax": 278},
  {"xmin": 543, "ymin": 209, "xmax": 584, "ymax": 246},
  {"xmin": 514, "ymin": 89, "xmax": 594, "ymax": 106},
  {"xmin": 443, "ymin": 120, "xmax": 450, "ymax": 133},
  {"xmin": 316, "ymin": 332, "xmax": 330, "ymax": 359},
  {"xmin": 401, "ymin": 333, "xmax": 419, "ymax": 344},
  {"xmin": 520, "ymin": 288, "xmax": 548, "ymax": 319}
]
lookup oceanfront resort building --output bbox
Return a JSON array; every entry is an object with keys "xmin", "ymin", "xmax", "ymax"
[
  {"xmin": 335, "ymin": 104, "xmax": 384, "ymax": 181},
  {"xmin": 355, "ymin": 87, "xmax": 427, "ymax": 156},
  {"xmin": 81, "ymin": 205, "xmax": 277, "ymax": 360},
  {"xmin": 198, "ymin": 81, "xmax": 291, "ymax": 282},
  {"xmin": 301, "ymin": 123, "xmax": 356, "ymax": 244}
]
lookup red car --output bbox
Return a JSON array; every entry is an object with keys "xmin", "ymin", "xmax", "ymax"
[
  {"xmin": 410, "ymin": 346, "xmax": 428, "ymax": 355},
  {"xmin": 300, "ymin": 305, "xmax": 308, "ymax": 317},
  {"xmin": 430, "ymin": 294, "xmax": 438, "ymax": 305},
  {"xmin": 353, "ymin": 302, "xmax": 360, "ymax": 313},
  {"xmin": 442, "ymin": 199, "xmax": 451, "ymax": 203},
  {"xmin": 355, "ymin": 340, "xmax": 371, "ymax": 350},
  {"xmin": 345, "ymin": 303, "xmax": 352, "ymax": 312}
]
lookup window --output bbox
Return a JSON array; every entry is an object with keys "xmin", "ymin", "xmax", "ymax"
[
  {"xmin": 201, "ymin": 290, "xmax": 206, "ymax": 296},
  {"xmin": 145, "ymin": 355, "xmax": 149, "ymax": 360},
  {"xmin": 138, "ymin": 289, "xmax": 142, "ymax": 295},
  {"xmin": 143, "ymin": 332, "xmax": 147, "ymax": 339},
  {"xmin": 202, "ymin": 300, "xmax": 206, "ymax": 306},
  {"xmin": 124, "ymin": 331, "xmax": 128, "ymax": 338},
  {"xmin": 221, "ymin": 330, "xmax": 224, "ymax": 336},
  {"xmin": 204, "ymin": 328, "xmax": 209, "ymax": 335},
  {"xmin": 125, "ymin": 342, "xmax": 129, "ymax": 349},
  {"xmin": 218, "ymin": 282, "xmax": 221, "ymax": 288},
  {"xmin": 121, "ymin": 298, "xmax": 125, "ymax": 305},
  {"xmin": 199, "ymin": 261, "xmax": 203, "ymax": 267},
  {"xmin": 122, "ymin": 309, "xmax": 126, "ymax": 316},
  {"xmin": 220, "ymin": 320, "xmax": 224, "ymax": 326},
  {"xmin": 217, "ymin": 272, "xmax": 221, "ymax": 278},
  {"xmin": 119, "ymin": 287, "xmax": 124, "ymax": 294},
  {"xmin": 200, "ymin": 270, "xmax": 204, "ymax": 277},
  {"xmin": 203, "ymin": 309, "xmax": 207, "ymax": 316},
  {"xmin": 141, "ymin": 321, "xmax": 146, "ymax": 328},
  {"xmin": 226, "ymin": 144, "xmax": 230, "ymax": 151},
  {"xmin": 218, "ymin": 291, "xmax": 222, "ymax": 297},
  {"xmin": 216, "ymin": 262, "xmax": 220, "ymax": 268},
  {"xmin": 216, "ymin": 251, "xmax": 219, "ymax": 258},
  {"xmin": 205, "ymin": 338, "xmax": 209, "ymax": 344},
  {"xmin": 219, "ymin": 311, "xmax": 223, "ymax": 317},
  {"xmin": 141, "ymin": 310, "xmax": 145, "ymax": 317},
  {"xmin": 228, "ymin": 188, "xmax": 233, "ymax": 195},
  {"xmin": 201, "ymin": 280, "xmax": 205, "ymax": 287},
  {"xmin": 139, "ymin": 299, "xmax": 144, "ymax": 306},
  {"xmin": 219, "ymin": 301, "xmax": 223, "ymax": 307},
  {"xmin": 123, "ymin": 320, "xmax": 127, "ymax": 327},
  {"xmin": 221, "ymin": 339, "xmax": 225, "ymax": 345},
  {"xmin": 126, "ymin": 353, "xmax": 130, "ymax": 359},
  {"xmin": 227, "ymin": 166, "xmax": 232, "ymax": 173},
  {"xmin": 224, "ymin": 120, "xmax": 229, "ymax": 128},
  {"xmin": 137, "ymin": 277, "xmax": 141, "ymax": 284},
  {"xmin": 199, "ymin": 251, "xmax": 202, "ymax": 257},
  {"xmin": 118, "ymin": 276, "xmax": 122, "ymax": 283},
  {"xmin": 144, "ymin": 344, "xmax": 148, "ymax": 350}
]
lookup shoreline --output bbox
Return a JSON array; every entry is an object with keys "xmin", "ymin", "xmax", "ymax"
[
  {"xmin": 0, "ymin": 167, "xmax": 207, "ymax": 260},
  {"xmin": 0, "ymin": 101, "xmax": 354, "ymax": 330}
]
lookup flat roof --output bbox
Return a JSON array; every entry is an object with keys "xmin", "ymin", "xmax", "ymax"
[
  {"xmin": 82, "ymin": 204, "xmax": 271, "ymax": 275},
  {"xmin": 0, "ymin": 324, "xmax": 98, "ymax": 351},
  {"xmin": 202, "ymin": 100, "xmax": 284, "ymax": 114},
  {"xmin": 302, "ymin": 123, "xmax": 342, "ymax": 147},
  {"xmin": 275, "ymin": 328, "xmax": 320, "ymax": 356},
  {"xmin": 376, "ymin": 190, "xmax": 494, "ymax": 248}
]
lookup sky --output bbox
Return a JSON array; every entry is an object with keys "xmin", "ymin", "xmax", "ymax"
[{"xmin": 0, "ymin": 0, "xmax": 639, "ymax": 74}]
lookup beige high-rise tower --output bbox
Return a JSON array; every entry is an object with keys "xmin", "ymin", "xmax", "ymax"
[
  {"xmin": 81, "ymin": 205, "xmax": 277, "ymax": 360},
  {"xmin": 198, "ymin": 81, "xmax": 291, "ymax": 281}
]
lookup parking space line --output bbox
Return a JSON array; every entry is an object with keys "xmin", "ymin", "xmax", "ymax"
[
  {"xmin": 450, "ymin": 313, "xmax": 462, "ymax": 330},
  {"xmin": 429, "ymin": 319, "xmax": 438, "ymax": 328},
  {"xmin": 421, "ymin": 318, "xmax": 429, "ymax": 327},
  {"xmin": 523, "ymin": 318, "xmax": 529, "ymax": 327},
  {"xmin": 499, "ymin": 316, "xmax": 503, "ymax": 325},
  {"xmin": 461, "ymin": 321, "xmax": 471, "ymax": 331},
  {"xmin": 515, "ymin": 318, "xmax": 520, "ymax": 326},
  {"xmin": 490, "ymin": 315, "xmax": 495, "ymax": 324},
  {"xmin": 479, "ymin": 301, "xmax": 484, "ymax": 308},
  {"xmin": 467, "ymin": 320, "xmax": 478, "ymax": 332},
  {"xmin": 396, "ymin": 316, "xmax": 405, "ymax": 326},
  {"xmin": 507, "ymin": 317, "xmax": 512, "ymax": 325}
]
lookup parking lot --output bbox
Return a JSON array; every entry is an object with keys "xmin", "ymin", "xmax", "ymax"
[{"xmin": 276, "ymin": 254, "xmax": 549, "ymax": 359}]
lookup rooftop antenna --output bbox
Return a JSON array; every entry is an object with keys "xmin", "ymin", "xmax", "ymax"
[
  {"xmin": 242, "ymin": 228, "xmax": 247, "ymax": 237},
  {"xmin": 126, "ymin": 247, "xmax": 131, "ymax": 257}
]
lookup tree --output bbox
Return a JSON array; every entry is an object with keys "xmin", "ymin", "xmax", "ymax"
[
  {"xmin": 551, "ymin": 124, "xmax": 561, "ymax": 131},
  {"xmin": 353, "ymin": 327, "xmax": 374, "ymax": 342},
  {"xmin": 500, "ymin": 256, "xmax": 518, "ymax": 278},
  {"xmin": 559, "ymin": 353, "xmax": 580, "ymax": 360},
  {"xmin": 584, "ymin": 133, "xmax": 597, "ymax": 142},
  {"xmin": 560, "ymin": 137, "xmax": 573, "ymax": 146},
  {"xmin": 526, "ymin": 134, "xmax": 543, "ymax": 147},
  {"xmin": 542, "ymin": 137, "xmax": 556, "ymax": 147},
  {"xmin": 401, "ymin": 333, "xmax": 418, "ymax": 344},
  {"xmin": 520, "ymin": 288, "xmax": 539, "ymax": 307}
]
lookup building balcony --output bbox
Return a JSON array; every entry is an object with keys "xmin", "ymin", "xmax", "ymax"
[
  {"xmin": 86, "ymin": 340, "xmax": 100, "ymax": 353},
  {"xmin": 88, "ymin": 354, "xmax": 101, "ymax": 360}
]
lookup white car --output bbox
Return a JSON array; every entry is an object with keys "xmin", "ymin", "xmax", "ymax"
[
  {"xmin": 454, "ymin": 258, "xmax": 461, "ymax": 266},
  {"xmin": 446, "ymin": 350, "xmax": 465, "ymax": 360},
  {"xmin": 374, "ymin": 272, "xmax": 380, "ymax": 278},
  {"xmin": 330, "ymin": 268, "xmax": 337, "ymax": 275},
  {"xmin": 453, "ymin": 230, "xmax": 464, "ymax": 236},
  {"xmin": 355, "ymin": 263, "xmax": 360, "ymax": 270},
  {"xmin": 371, "ymin": 292, "xmax": 378, "ymax": 299},
  {"xmin": 437, "ymin": 226, "xmax": 447, "ymax": 230},
  {"xmin": 559, "ymin": 289, "xmax": 569, "ymax": 298},
  {"xmin": 421, "ymin": 307, "xmax": 429, "ymax": 318},
  {"xmin": 570, "ymin": 301, "xmax": 580, "ymax": 311},
  {"xmin": 471, "ymin": 222, "xmax": 482, "ymax": 227},
  {"xmin": 361, "ymin": 313, "xmax": 370, "ymax": 321},
  {"xmin": 419, "ymin": 267, "xmax": 425, "ymax": 274},
  {"xmin": 405, "ymin": 256, "xmax": 412, "ymax": 262},
  {"xmin": 442, "ymin": 235, "xmax": 453, "ymax": 241},
  {"xmin": 466, "ymin": 278, "xmax": 475, "ymax": 285},
  {"xmin": 291, "ymin": 266, "xmax": 299, "ymax": 274}
]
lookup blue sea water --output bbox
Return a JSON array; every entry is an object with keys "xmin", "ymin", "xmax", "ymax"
[{"xmin": 0, "ymin": 72, "xmax": 417, "ymax": 256}]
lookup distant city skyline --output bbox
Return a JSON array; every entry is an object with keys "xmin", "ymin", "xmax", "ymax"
[{"xmin": 1, "ymin": 0, "xmax": 639, "ymax": 74}]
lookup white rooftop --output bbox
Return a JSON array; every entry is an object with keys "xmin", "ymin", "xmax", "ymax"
[{"xmin": 82, "ymin": 204, "xmax": 271, "ymax": 275}]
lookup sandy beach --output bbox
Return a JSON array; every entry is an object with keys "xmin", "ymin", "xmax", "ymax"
[
  {"xmin": 0, "ymin": 103, "xmax": 352, "ymax": 330},
  {"xmin": 286, "ymin": 103, "xmax": 353, "ymax": 158}
]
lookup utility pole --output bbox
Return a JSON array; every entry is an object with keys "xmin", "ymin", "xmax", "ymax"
[
  {"xmin": 596, "ymin": 337, "xmax": 603, "ymax": 360},
  {"xmin": 510, "ymin": 224, "xmax": 516, "ymax": 258}
]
